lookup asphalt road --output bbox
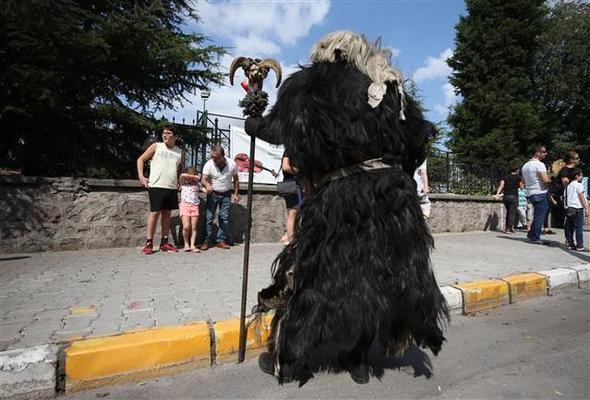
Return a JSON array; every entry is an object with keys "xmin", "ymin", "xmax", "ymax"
[{"xmin": 67, "ymin": 288, "xmax": 590, "ymax": 400}]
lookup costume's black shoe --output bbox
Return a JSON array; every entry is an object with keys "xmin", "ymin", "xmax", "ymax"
[
  {"xmin": 258, "ymin": 352, "xmax": 294, "ymax": 383},
  {"xmin": 258, "ymin": 352, "xmax": 275, "ymax": 376},
  {"xmin": 348, "ymin": 363, "xmax": 370, "ymax": 384},
  {"xmin": 279, "ymin": 363, "xmax": 294, "ymax": 384}
]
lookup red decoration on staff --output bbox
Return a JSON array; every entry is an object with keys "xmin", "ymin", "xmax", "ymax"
[{"xmin": 241, "ymin": 80, "xmax": 249, "ymax": 92}]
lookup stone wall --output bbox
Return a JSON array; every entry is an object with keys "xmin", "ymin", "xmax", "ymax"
[{"xmin": 1, "ymin": 176, "xmax": 505, "ymax": 254}]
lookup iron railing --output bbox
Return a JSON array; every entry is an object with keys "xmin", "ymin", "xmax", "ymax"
[{"xmin": 428, "ymin": 150, "xmax": 503, "ymax": 195}]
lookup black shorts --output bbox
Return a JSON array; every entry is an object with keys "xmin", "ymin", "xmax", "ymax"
[
  {"xmin": 148, "ymin": 188, "xmax": 179, "ymax": 212},
  {"xmin": 284, "ymin": 186, "xmax": 303, "ymax": 210}
]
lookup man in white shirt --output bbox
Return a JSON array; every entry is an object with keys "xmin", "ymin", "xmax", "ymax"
[
  {"xmin": 200, "ymin": 145, "xmax": 240, "ymax": 250},
  {"xmin": 521, "ymin": 144, "xmax": 552, "ymax": 243}
]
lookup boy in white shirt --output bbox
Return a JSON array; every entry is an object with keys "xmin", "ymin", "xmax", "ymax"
[{"xmin": 563, "ymin": 167, "xmax": 589, "ymax": 251}]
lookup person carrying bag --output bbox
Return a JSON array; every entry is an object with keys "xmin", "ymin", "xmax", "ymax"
[{"xmin": 278, "ymin": 152, "xmax": 303, "ymax": 244}]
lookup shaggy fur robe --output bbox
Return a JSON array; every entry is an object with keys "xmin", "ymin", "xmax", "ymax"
[{"xmin": 249, "ymin": 33, "xmax": 448, "ymax": 384}]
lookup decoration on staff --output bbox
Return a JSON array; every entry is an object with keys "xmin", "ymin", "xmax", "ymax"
[{"xmin": 229, "ymin": 57, "xmax": 282, "ymax": 117}]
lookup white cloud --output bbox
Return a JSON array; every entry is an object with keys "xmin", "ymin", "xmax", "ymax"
[
  {"xmin": 389, "ymin": 47, "xmax": 400, "ymax": 59},
  {"xmin": 412, "ymin": 48, "xmax": 453, "ymax": 83},
  {"xmin": 161, "ymin": 1, "xmax": 330, "ymax": 127},
  {"xmin": 194, "ymin": 0, "xmax": 330, "ymax": 57},
  {"xmin": 433, "ymin": 82, "xmax": 458, "ymax": 116}
]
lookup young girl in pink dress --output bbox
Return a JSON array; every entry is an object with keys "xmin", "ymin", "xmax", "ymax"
[{"xmin": 179, "ymin": 166, "xmax": 202, "ymax": 252}]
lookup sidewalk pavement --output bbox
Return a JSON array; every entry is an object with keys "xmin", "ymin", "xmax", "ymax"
[
  {"xmin": 0, "ymin": 228, "xmax": 590, "ymax": 398},
  {"xmin": 1, "ymin": 229, "xmax": 589, "ymax": 352}
]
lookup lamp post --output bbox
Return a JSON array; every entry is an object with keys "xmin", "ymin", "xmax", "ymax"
[
  {"xmin": 200, "ymin": 89, "xmax": 211, "ymax": 124},
  {"xmin": 200, "ymin": 89, "xmax": 211, "ymax": 167}
]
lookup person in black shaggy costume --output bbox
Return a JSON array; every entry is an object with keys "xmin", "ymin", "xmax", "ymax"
[{"xmin": 246, "ymin": 31, "xmax": 449, "ymax": 385}]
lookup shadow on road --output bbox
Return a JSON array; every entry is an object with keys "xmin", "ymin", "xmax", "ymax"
[
  {"xmin": 494, "ymin": 233, "xmax": 590, "ymax": 263},
  {"xmin": 0, "ymin": 256, "xmax": 31, "ymax": 262},
  {"xmin": 296, "ymin": 341, "xmax": 434, "ymax": 386}
]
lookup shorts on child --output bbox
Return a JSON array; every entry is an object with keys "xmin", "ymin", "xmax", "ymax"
[
  {"xmin": 179, "ymin": 201, "xmax": 200, "ymax": 217},
  {"xmin": 148, "ymin": 188, "xmax": 179, "ymax": 212}
]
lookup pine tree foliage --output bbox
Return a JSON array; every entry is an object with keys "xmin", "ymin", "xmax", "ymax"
[
  {"xmin": 534, "ymin": 0, "xmax": 590, "ymax": 164},
  {"xmin": 0, "ymin": 0, "xmax": 226, "ymax": 176},
  {"xmin": 447, "ymin": 0, "xmax": 547, "ymax": 170}
]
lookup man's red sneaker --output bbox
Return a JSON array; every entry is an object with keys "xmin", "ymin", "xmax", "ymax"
[
  {"xmin": 159, "ymin": 242, "xmax": 178, "ymax": 252},
  {"xmin": 142, "ymin": 244, "xmax": 153, "ymax": 255}
]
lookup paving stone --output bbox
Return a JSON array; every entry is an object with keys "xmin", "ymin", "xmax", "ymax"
[
  {"xmin": 61, "ymin": 318, "xmax": 94, "ymax": 333},
  {"xmin": 119, "ymin": 321, "xmax": 152, "ymax": 332},
  {"xmin": 124, "ymin": 312, "xmax": 154, "ymax": 326},
  {"xmin": 0, "ymin": 338, "xmax": 21, "ymax": 350},
  {"xmin": 18, "ymin": 329, "xmax": 56, "ymax": 347},
  {"xmin": 0, "ymin": 323, "xmax": 24, "ymax": 340},
  {"xmin": 52, "ymin": 327, "xmax": 93, "ymax": 342},
  {"xmin": 91, "ymin": 320, "xmax": 123, "ymax": 337}
]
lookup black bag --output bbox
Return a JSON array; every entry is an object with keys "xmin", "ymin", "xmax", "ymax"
[{"xmin": 277, "ymin": 180, "xmax": 298, "ymax": 196}]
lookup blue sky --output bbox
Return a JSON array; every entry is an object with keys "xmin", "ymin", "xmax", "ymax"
[{"xmin": 164, "ymin": 0, "xmax": 466, "ymax": 130}]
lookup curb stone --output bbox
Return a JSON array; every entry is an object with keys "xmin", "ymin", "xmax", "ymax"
[
  {"xmin": 439, "ymin": 286, "xmax": 463, "ymax": 315},
  {"xmin": 565, "ymin": 264, "xmax": 590, "ymax": 289},
  {"xmin": 537, "ymin": 268, "xmax": 579, "ymax": 294},
  {"xmin": 453, "ymin": 279, "xmax": 510, "ymax": 314},
  {"xmin": 64, "ymin": 323, "xmax": 210, "ymax": 393},
  {"xmin": 0, "ymin": 344, "xmax": 58, "ymax": 399},
  {"xmin": 1, "ymin": 264, "xmax": 588, "ymax": 397},
  {"xmin": 501, "ymin": 273, "xmax": 548, "ymax": 303}
]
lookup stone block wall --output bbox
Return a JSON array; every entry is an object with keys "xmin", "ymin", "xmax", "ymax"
[{"xmin": 1, "ymin": 176, "xmax": 507, "ymax": 253}]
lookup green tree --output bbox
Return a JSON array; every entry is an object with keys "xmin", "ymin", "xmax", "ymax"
[
  {"xmin": 446, "ymin": 0, "xmax": 547, "ymax": 171},
  {"xmin": 534, "ymin": 0, "xmax": 590, "ymax": 165},
  {"xmin": 0, "ymin": 0, "xmax": 226, "ymax": 177}
]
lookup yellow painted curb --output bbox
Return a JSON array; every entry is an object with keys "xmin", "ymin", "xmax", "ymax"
[
  {"xmin": 65, "ymin": 322, "xmax": 210, "ymax": 393},
  {"xmin": 502, "ymin": 273, "xmax": 548, "ymax": 303},
  {"xmin": 453, "ymin": 280, "xmax": 510, "ymax": 314},
  {"xmin": 214, "ymin": 312, "xmax": 274, "ymax": 363}
]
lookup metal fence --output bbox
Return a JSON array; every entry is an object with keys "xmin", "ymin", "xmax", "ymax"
[
  {"xmin": 171, "ymin": 110, "xmax": 241, "ymax": 173},
  {"xmin": 428, "ymin": 150, "xmax": 503, "ymax": 195},
  {"xmin": 169, "ymin": 120, "xmax": 502, "ymax": 196}
]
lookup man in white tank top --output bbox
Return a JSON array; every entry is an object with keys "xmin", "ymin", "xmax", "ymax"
[{"xmin": 137, "ymin": 127, "xmax": 183, "ymax": 254}]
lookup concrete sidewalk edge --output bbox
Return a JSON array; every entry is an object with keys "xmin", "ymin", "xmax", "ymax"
[{"xmin": 1, "ymin": 264, "xmax": 588, "ymax": 397}]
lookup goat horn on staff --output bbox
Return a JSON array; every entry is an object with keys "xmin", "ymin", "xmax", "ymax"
[
  {"xmin": 229, "ymin": 57, "xmax": 283, "ymax": 90},
  {"xmin": 229, "ymin": 56, "xmax": 252, "ymax": 86},
  {"xmin": 258, "ymin": 59, "xmax": 282, "ymax": 87}
]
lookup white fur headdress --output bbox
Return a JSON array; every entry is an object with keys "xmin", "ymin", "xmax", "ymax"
[{"xmin": 310, "ymin": 31, "xmax": 406, "ymax": 119}]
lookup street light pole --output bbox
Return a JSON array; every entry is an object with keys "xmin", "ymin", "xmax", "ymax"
[{"xmin": 200, "ymin": 89, "xmax": 210, "ymax": 125}]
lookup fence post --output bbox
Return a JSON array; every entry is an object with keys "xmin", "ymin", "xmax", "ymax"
[{"xmin": 446, "ymin": 152, "xmax": 450, "ymax": 193}]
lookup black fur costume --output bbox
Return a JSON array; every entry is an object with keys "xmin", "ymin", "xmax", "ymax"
[{"xmin": 248, "ymin": 32, "xmax": 449, "ymax": 385}]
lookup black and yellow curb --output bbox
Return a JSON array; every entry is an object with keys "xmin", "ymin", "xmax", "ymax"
[
  {"xmin": 65, "ymin": 322, "xmax": 211, "ymax": 392},
  {"xmin": 452, "ymin": 272, "xmax": 549, "ymax": 314},
  {"xmin": 4, "ymin": 264, "xmax": 587, "ymax": 397},
  {"xmin": 63, "ymin": 314, "xmax": 274, "ymax": 393}
]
